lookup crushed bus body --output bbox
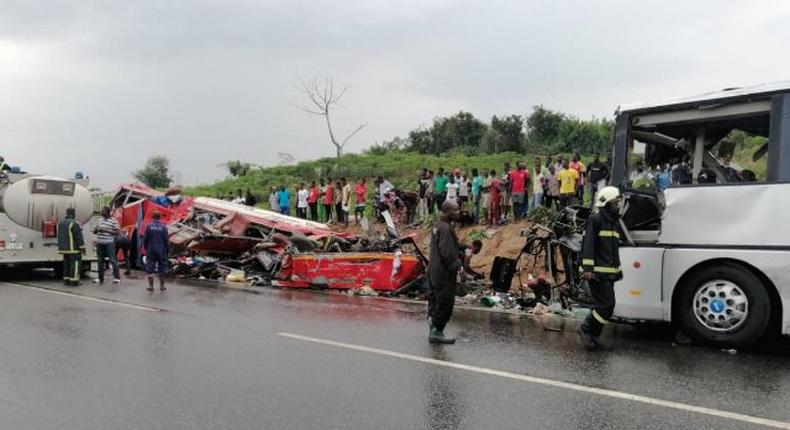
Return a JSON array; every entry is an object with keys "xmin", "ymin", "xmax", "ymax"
[{"xmin": 110, "ymin": 186, "xmax": 426, "ymax": 293}]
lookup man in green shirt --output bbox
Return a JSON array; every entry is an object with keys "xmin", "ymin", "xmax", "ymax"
[{"xmin": 433, "ymin": 167, "xmax": 449, "ymax": 212}]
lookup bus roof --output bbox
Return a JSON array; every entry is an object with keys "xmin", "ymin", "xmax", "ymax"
[{"xmin": 617, "ymin": 80, "xmax": 790, "ymax": 115}]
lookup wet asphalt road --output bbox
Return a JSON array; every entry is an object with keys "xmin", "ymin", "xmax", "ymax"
[{"xmin": 0, "ymin": 271, "xmax": 789, "ymax": 430}]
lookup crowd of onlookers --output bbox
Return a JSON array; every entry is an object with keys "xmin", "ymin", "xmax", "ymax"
[
  {"xmin": 411, "ymin": 152, "xmax": 610, "ymax": 226},
  {"xmin": 218, "ymin": 153, "xmax": 610, "ymax": 227},
  {"xmin": 218, "ymin": 151, "xmax": 755, "ymax": 227}
]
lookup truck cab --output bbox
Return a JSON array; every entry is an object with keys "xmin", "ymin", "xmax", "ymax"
[{"xmin": 607, "ymin": 81, "xmax": 790, "ymax": 348}]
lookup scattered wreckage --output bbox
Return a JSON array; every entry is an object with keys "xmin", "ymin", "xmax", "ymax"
[{"xmin": 110, "ymin": 184, "xmax": 426, "ymax": 293}]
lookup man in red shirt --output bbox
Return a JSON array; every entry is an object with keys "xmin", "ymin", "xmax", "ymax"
[
  {"xmin": 354, "ymin": 178, "xmax": 367, "ymax": 225},
  {"xmin": 508, "ymin": 162, "xmax": 530, "ymax": 221},
  {"xmin": 489, "ymin": 169, "xmax": 501, "ymax": 226},
  {"xmin": 323, "ymin": 181, "xmax": 335, "ymax": 224},
  {"xmin": 307, "ymin": 181, "xmax": 319, "ymax": 221}
]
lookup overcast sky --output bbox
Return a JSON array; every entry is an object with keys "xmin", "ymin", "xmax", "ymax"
[{"xmin": 2, "ymin": 0, "xmax": 789, "ymax": 189}]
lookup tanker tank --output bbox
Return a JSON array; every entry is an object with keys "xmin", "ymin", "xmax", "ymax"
[{"xmin": 0, "ymin": 175, "xmax": 94, "ymax": 232}]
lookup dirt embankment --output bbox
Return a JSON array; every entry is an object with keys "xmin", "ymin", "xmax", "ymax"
[{"xmin": 335, "ymin": 220, "xmax": 542, "ymax": 289}]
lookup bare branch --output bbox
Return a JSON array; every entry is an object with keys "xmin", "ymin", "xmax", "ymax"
[
  {"xmin": 292, "ymin": 75, "xmax": 367, "ymax": 157},
  {"xmin": 341, "ymin": 122, "xmax": 368, "ymax": 146},
  {"xmin": 289, "ymin": 101, "xmax": 325, "ymax": 116}
]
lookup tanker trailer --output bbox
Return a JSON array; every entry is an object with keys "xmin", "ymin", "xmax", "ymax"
[{"xmin": 0, "ymin": 172, "xmax": 98, "ymax": 275}]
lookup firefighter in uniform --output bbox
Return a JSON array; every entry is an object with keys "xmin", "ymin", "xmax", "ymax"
[
  {"xmin": 57, "ymin": 207, "xmax": 86, "ymax": 286},
  {"xmin": 578, "ymin": 186, "xmax": 623, "ymax": 350}
]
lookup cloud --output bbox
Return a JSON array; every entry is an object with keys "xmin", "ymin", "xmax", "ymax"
[{"xmin": 1, "ymin": 0, "xmax": 789, "ymax": 189}]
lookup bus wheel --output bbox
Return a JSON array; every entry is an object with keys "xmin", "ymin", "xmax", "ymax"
[{"xmin": 677, "ymin": 262, "xmax": 771, "ymax": 349}]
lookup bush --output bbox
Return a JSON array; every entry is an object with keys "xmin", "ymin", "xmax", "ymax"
[{"xmin": 526, "ymin": 206, "xmax": 557, "ymax": 227}]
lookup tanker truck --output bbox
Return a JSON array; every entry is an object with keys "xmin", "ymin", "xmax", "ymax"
[{"xmin": 0, "ymin": 171, "xmax": 98, "ymax": 276}]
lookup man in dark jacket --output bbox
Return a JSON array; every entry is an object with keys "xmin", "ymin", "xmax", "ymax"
[
  {"xmin": 427, "ymin": 200, "xmax": 462, "ymax": 344},
  {"xmin": 586, "ymin": 153, "xmax": 609, "ymax": 208},
  {"xmin": 578, "ymin": 186, "xmax": 623, "ymax": 350},
  {"xmin": 143, "ymin": 211, "xmax": 170, "ymax": 291},
  {"xmin": 57, "ymin": 207, "xmax": 85, "ymax": 286}
]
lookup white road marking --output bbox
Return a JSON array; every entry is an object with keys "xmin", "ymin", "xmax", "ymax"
[
  {"xmin": 1, "ymin": 282, "xmax": 162, "ymax": 313},
  {"xmin": 278, "ymin": 332, "xmax": 790, "ymax": 429}
]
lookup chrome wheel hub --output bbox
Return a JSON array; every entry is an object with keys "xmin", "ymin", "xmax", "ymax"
[{"xmin": 693, "ymin": 280, "xmax": 749, "ymax": 333}]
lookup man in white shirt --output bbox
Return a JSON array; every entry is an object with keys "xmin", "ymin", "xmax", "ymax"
[
  {"xmin": 296, "ymin": 184, "xmax": 309, "ymax": 219},
  {"xmin": 456, "ymin": 169, "xmax": 469, "ymax": 211}
]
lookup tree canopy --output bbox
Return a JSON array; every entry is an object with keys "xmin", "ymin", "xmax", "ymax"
[
  {"xmin": 133, "ymin": 155, "xmax": 172, "ymax": 188},
  {"xmin": 399, "ymin": 107, "xmax": 612, "ymax": 156}
]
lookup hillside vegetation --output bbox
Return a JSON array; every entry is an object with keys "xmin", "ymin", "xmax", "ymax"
[{"xmin": 186, "ymin": 151, "xmax": 552, "ymax": 199}]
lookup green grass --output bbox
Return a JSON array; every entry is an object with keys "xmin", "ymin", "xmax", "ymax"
[{"xmin": 185, "ymin": 150, "xmax": 577, "ymax": 205}]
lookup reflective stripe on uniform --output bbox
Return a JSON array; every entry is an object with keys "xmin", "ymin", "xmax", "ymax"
[
  {"xmin": 68, "ymin": 221, "xmax": 75, "ymax": 252},
  {"xmin": 582, "ymin": 259, "xmax": 595, "ymax": 266},
  {"xmin": 593, "ymin": 266, "xmax": 621, "ymax": 274},
  {"xmin": 599, "ymin": 230, "xmax": 620, "ymax": 238},
  {"xmin": 592, "ymin": 309, "xmax": 609, "ymax": 325},
  {"xmin": 72, "ymin": 257, "xmax": 80, "ymax": 281}
]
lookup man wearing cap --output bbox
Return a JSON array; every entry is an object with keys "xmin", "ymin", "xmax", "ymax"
[{"xmin": 143, "ymin": 211, "xmax": 170, "ymax": 291}]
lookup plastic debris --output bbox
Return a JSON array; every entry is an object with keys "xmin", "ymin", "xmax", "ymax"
[
  {"xmin": 480, "ymin": 296, "xmax": 502, "ymax": 307},
  {"xmin": 548, "ymin": 302, "xmax": 571, "ymax": 317},
  {"xmin": 571, "ymin": 307, "xmax": 592, "ymax": 319},
  {"xmin": 348, "ymin": 286, "xmax": 378, "ymax": 297},
  {"xmin": 532, "ymin": 303, "xmax": 550, "ymax": 316}
]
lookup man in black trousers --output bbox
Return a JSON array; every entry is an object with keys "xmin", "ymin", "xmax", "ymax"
[
  {"xmin": 578, "ymin": 186, "xmax": 623, "ymax": 351},
  {"xmin": 57, "ymin": 208, "xmax": 85, "ymax": 286},
  {"xmin": 427, "ymin": 200, "xmax": 462, "ymax": 344}
]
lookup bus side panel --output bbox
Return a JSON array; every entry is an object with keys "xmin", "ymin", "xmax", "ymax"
[
  {"xmin": 662, "ymin": 248, "xmax": 790, "ymax": 336},
  {"xmin": 613, "ymin": 246, "xmax": 665, "ymax": 320}
]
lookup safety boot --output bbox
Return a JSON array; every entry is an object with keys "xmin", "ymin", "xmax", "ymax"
[
  {"xmin": 429, "ymin": 327, "xmax": 456, "ymax": 344},
  {"xmin": 577, "ymin": 325, "xmax": 597, "ymax": 351}
]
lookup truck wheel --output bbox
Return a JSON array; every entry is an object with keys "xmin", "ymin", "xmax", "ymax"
[{"xmin": 677, "ymin": 262, "xmax": 771, "ymax": 349}]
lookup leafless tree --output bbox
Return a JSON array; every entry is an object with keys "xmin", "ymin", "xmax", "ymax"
[{"xmin": 293, "ymin": 77, "xmax": 368, "ymax": 158}]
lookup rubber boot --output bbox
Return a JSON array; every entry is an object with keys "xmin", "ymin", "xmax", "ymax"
[
  {"xmin": 429, "ymin": 326, "xmax": 456, "ymax": 344},
  {"xmin": 147, "ymin": 276, "xmax": 155, "ymax": 291},
  {"xmin": 578, "ymin": 321, "xmax": 597, "ymax": 351},
  {"xmin": 159, "ymin": 276, "xmax": 166, "ymax": 291}
]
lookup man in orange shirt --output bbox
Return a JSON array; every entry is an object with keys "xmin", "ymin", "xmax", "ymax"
[{"xmin": 569, "ymin": 152, "xmax": 586, "ymax": 203}]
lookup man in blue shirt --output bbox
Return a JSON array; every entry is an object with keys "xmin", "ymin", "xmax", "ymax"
[
  {"xmin": 278, "ymin": 185, "xmax": 291, "ymax": 215},
  {"xmin": 143, "ymin": 211, "xmax": 170, "ymax": 291},
  {"xmin": 656, "ymin": 164, "xmax": 671, "ymax": 191},
  {"xmin": 470, "ymin": 168, "xmax": 483, "ymax": 223}
]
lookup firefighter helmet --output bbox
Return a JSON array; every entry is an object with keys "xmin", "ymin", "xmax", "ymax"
[{"xmin": 595, "ymin": 186, "xmax": 621, "ymax": 208}]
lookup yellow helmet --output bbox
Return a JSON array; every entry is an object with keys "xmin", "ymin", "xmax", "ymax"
[{"xmin": 595, "ymin": 186, "xmax": 621, "ymax": 208}]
